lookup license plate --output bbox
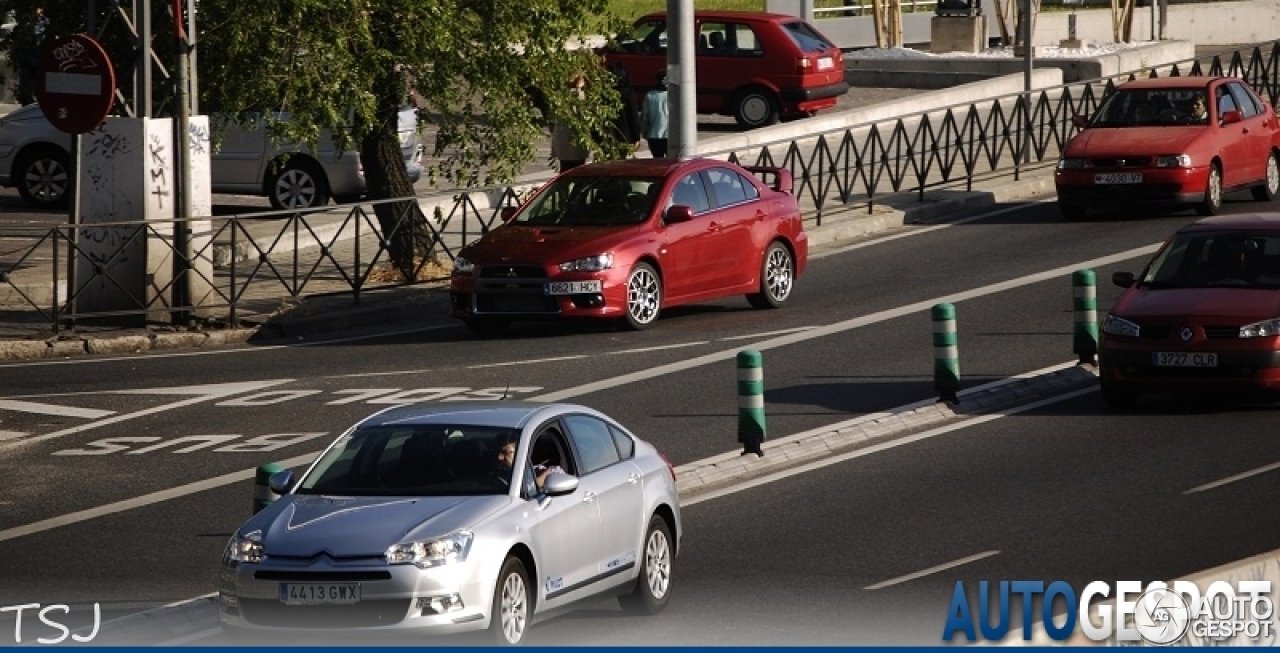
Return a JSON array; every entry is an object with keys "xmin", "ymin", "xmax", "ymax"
[
  {"xmin": 545, "ymin": 280, "xmax": 602, "ymax": 295},
  {"xmin": 1095, "ymin": 172, "xmax": 1142, "ymax": 184},
  {"xmin": 817, "ymin": 57, "xmax": 834, "ymax": 71},
  {"xmin": 1153, "ymin": 352, "xmax": 1218, "ymax": 367},
  {"xmin": 279, "ymin": 583, "xmax": 361, "ymax": 605}
]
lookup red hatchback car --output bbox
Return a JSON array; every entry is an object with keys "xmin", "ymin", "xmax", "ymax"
[
  {"xmin": 1099, "ymin": 214, "xmax": 1280, "ymax": 408},
  {"xmin": 1055, "ymin": 77, "xmax": 1280, "ymax": 220},
  {"xmin": 449, "ymin": 158, "xmax": 808, "ymax": 333},
  {"xmin": 604, "ymin": 11, "xmax": 849, "ymax": 129}
]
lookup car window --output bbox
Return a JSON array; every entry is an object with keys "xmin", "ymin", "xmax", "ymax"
[
  {"xmin": 781, "ymin": 20, "xmax": 834, "ymax": 52},
  {"xmin": 697, "ymin": 22, "xmax": 731, "ymax": 54},
  {"xmin": 732, "ymin": 23, "xmax": 763, "ymax": 54},
  {"xmin": 706, "ymin": 167, "xmax": 757, "ymax": 208},
  {"xmin": 1226, "ymin": 82, "xmax": 1261, "ymax": 118},
  {"xmin": 1216, "ymin": 86, "xmax": 1239, "ymax": 117},
  {"xmin": 668, "ymin": 172, "xmax": 711, "ymax": 214},
  {"xmin": 622, "ymin": 18, "xmax": 666, "ymax": 54},
  {"xmin": 1092, "ymin": 88, "xmax": 1202, "ymax": 126},
  {"xmin": 563, "ymin": 415, "xmax": 622, "ymax": 474},
  {"xmin": 1143, "ymin": 232, "xmax": 1280, "ymax": 289},
  {"xmin": 296, "ymin": 424, "xmax": 520, "ymax": 496},
  {"xmin": 608, "ymin": 424, "xmax": 636, "ymax": 459},
  {"xmin": 518, "ymin": 176, "xmax": 663, "ymax": 226}
]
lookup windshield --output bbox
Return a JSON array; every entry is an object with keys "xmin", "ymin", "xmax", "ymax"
[
  {"xmin": 1141, "ymin": 232, "xmax": 1280, "ymax": 289},
  {"xmin": 1090, "ymin": 87, "xmax": 1211, "ymax": 127},
  {"xmin": 516, "ymin": 175, "xmax": 663, "ymax": 227},
  {"xmin": 295, "ymin": 424, "xmax": 520, "ymax": 497}
]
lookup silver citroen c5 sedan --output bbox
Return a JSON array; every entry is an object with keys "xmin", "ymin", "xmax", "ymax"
[{"xmin": 219, "ymin": 401, "xmax": 681, "ymax": 645}]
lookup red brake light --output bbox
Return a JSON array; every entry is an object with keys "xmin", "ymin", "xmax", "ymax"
[{"xmin": 796, "ymin": 57, "xmax": 812, "ymax": 74}]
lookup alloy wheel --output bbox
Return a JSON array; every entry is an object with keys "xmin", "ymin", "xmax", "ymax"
[
  {"xmin": 644, "ymin": 526, "xmax": 672, "ymax": 600},
  {"xmin": 498, "ymin": 569, "xmax": 527, "ymax": 643},
  {"xmin": 626, "ymin": 265, "xmax": 660, "ymax": 328},
  {"xmin": 764, "ymin": 246, "xmax": 793, "ymax": 303}
]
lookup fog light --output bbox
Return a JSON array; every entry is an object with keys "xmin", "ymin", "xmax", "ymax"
[{"xmin": 417, "ymin": 593, "xmax": 464, "ymax": 615}]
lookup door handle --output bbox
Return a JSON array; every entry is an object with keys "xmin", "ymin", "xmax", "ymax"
[
  {"xmin": 582, "ymin": 492, "xmax": 597, "ymax": 503},
  {"xmin": 708, "ymin": 221, "xmax": 722, "ymax": 232},
  {"xmin": 755, "ymin": 211, "xmax": 766, "ymax": 221}
]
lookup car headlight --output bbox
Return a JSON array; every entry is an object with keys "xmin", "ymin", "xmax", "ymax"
[
  {"xmin": 226, "ymin": 531, "xmax": 264, "ymax": 564},
  {"xmin": 386, "ymin": 531, "xmax": 473, "ymax": 569},
  {"xmin": 1102, "ymin": 314, "xmax": 1141, "ymax": 338},
  {"xmin": 1057, "ymin": 158, "xmax": 1088, "ymax": 169},
  {"xmin": 559, "ymin": 254, "xmax": 613, "ymax": 273},
  {"xmin": 1154, "ymin": 154, "xmax": 1191, "ymax": 168},
  {"xmin": 1239, "ymin": 318, "xmax": 1280, "ymax": 338},
  {"xmin": 452, "ymin": 256, "xmax": 474, "ymax": 275}
]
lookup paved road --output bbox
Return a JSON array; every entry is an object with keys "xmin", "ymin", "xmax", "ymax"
[{"xmin": 3, "ymin": 184, "xmax": 1280, "ymax": 645}]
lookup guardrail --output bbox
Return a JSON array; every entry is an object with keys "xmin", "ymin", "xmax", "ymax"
[{"xmin": 0, "ymin": 41, "xmax": 1276, "ymax": 332}]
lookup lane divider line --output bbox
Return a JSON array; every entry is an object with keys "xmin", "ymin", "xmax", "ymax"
[
  {"xmin": 1184, "ymin": 460, "xmax": 1280, "ymax": 495},
  {"xmin": 864, "ymin": 550, "xmax": 1002, "ymax": 590}
]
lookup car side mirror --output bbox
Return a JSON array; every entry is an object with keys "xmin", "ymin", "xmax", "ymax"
[
  {"xmin": 1071, "ymin": 114, "xmax": 1088, "ymax": 129},
  {"xmin": 665, "ymin": 205, "xmax": 694, "ymax": 224},
  {"xmin": 500, "ymin": 206, "xmax": 518, "ymax": 223},
  {"xmin": 1221, "ymin": 110, "xmax": 1243, "ymax": 125},
  {"xmin": 268, "ymin": 470, "xmax": 296, "ymax": 494},
  {"xmin": 1112, "ymin": 271, "xmax": 1135, "ymax": 288},
  {"xmin": 541, "ymin": 472, "xmax": 578, "ymax": 497}
]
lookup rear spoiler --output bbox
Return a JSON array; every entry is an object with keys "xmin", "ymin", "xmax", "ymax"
[{"xmin": 744, "ymin": 165, "xmax": 794, "ymax": 195}]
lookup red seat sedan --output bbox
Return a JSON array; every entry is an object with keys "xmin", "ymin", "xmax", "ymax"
[
  {"xmin": 1099, "ymin": 214, "xmax": 1280, "ymax": 408},
  {"xmin": 1055, "ymin": 77, "xmax": 1280, "ymax": 220},
  {"xmin": 449, "ymin": 158, "xmax": 808, "ymax": 333}
]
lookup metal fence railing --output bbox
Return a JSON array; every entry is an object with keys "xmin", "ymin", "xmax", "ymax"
[{"xmin": 0, "ymin": 41, "xmax": 1276, "ymax": 332}]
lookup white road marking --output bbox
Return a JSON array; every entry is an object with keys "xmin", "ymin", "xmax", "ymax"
[
  {"xmin": 3, "ymin": 380, "xmax": 295, "ymax": 447},
  {"xmin": 326, "ymin": 369, "xmax": 436, "ymax": 378},
  {"xmin": 466, "ymin": 355, "xmax": 587, "ymax": 369},
  {"xmin": 810, "ymin": 201, "xmax": 1051, "ymax": 260},
  {"xmin": 682, "ymin": 386, "xmax": 1098, "ymax": 508},
  {"xmin": 718, "ymin": 326, "xmax": 817, "ymax": 341},
  {"xmin": 610, "ymin": 342, "xmax": 709, "ymax": 354},
  {"xmin": 531, "ymin": 244, "xmax": 1159, "ymax": 402},
  {"xmin": 1184, "ymin": 460, "xmax": 1280, "ymax": 495},
  {"xmin": 0, "ymin": 431, "xmax": 28, "ymax": 441},
  {"xmin": 0, "ymin": 399, "xmax": 115, "ymax": 419},
  {"xmin": 864, "ymin": 550, "xmax": 1001, "ymax": 590}
]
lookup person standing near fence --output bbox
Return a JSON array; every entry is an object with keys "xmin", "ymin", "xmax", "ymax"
[
  {"xmin": 640, "ymin": 72, "xmax": 669, "ymax": 158},
  {"xmin": 551, "ymin": 73, "xmax": 590, "ymax": 172}
]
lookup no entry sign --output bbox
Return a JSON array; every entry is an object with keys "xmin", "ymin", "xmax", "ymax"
[{"xmin": 34, "ymin": 33, "xmax": 117, "ymax": 135}]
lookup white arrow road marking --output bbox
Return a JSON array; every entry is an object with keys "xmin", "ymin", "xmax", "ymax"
[
  {"xmin": 0, "ymin": 399, "xmax": 115, "ymax": 419},
  {"xmin": 2, "ymin": 380, "xmax": 296, "ymax": 447}
]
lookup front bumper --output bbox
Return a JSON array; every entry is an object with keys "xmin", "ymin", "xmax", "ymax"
[
  {"xmin": 1054, "ymin": 166, "xmax": 1207, "ymax": 206},
  {"xmin": 450, "ymin": 265, "xmax": 626, "ymax": 321},
  {"xmin": 1099, "ymin": 336, "xmax": 1280, "ymax": 394}
]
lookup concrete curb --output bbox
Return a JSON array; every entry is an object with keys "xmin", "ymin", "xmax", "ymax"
[{"xmin": 675, "ymin": 362, "xmax": 1100, "ymax": 499}]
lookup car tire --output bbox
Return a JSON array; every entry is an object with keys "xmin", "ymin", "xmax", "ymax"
[
  {"xmin": 619, "ymin": 514, "xmax": 674, "ymax": 615},
  {"xmin": 1100, "ymin": 376, "xmax": 1140, "ymax": 410},
  {"xmin": 489, "ymin": 556, "xmax": 531, "ymax": 645},
  {"xmin": 268, "ymin": 158, "xmax": 331, "ymax": 210},
  {"xmin": 621, "ymin": 262, "xmax": 661, "ymax": 331},
  {"xmin": 464, "ymin": 317, "xmax": 510, "ymax": 336},
  {"xmin": 15, "ymin": 146, "xmax": 70, "ymax": 210},
  {"xmin": 733, "ymin": 87, "xmax": 779, "ymax": 130},
  {"xmin": 1252, "ymin": 151, "xmax": 1279, "ymax": 202},
  {"xmin": 1195, "ymin": 163, "xmax": 1223, "ymax": 216},
  {"xmin": 1058, "ymin": 201, "xmax": 1087, "ymax": 221},
  {"xmin": 747, "ymin": 241, "xmax": 794, "ymax": 309}
]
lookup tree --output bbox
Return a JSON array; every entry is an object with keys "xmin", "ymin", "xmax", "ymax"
[{"xmin": 196, "ymin": 0, "xmax": 631, "ymax": 276}]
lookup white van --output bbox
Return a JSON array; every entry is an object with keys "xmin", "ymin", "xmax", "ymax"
[{"xmin": 0, "ymin": 104, "xmax": 423, "ymax": 210}]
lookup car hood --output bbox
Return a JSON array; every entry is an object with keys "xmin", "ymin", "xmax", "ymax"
[
  {"xmin": 1114, "ymin": 287, "xmax": 1280, "ymax": 322},
  {"xmin": 464, "ymin": 224, "xmax": 642, "ymax": 265},
  {"xmin": 258, "ymin": 494, "xmax": 508, "ymax": 558},
  {"xmin": 1067, "ymin": 127, "xmax": 1206, "ymax": 157}
]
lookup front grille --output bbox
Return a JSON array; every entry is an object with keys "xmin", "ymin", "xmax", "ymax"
[
  {"xmin": 1204, "ymin": 326, "xmax": 1241, "ymax": 339},
  {"xmin": 1125, "ymin": 365, "xmax": 1257, "ymax": 379},
  {"xmin": 475, "ymin": 292, "xmax": 559, "ymax": 314},
  {"xmin": 472, "ymin": 265, "xmax": 559, "ymax": 314},
  {"xmin": 239, "ymin": 599, "xmax": 412, "ymax": 628},
  {"xmin": 1090, "ymin": 157, "xmax": 1152, "ymax": 167},
  {"xmin": 254, "ymin": 571, "xmax": 393, "ymax": 581},
  {"xmin": 478, "ymin": 265, "xmax": 546, "ymax": 278},
  {"xmin": 1138, "ymin": 325, "xmax": 1173, "ymax": 340}
]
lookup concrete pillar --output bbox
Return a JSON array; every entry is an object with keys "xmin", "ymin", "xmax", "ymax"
[{"xmin": 931, "ymin": 15, "xmax": 988, "ymax": 53}]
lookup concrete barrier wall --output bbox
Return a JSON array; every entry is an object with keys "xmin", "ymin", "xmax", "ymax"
[{"xmin": 769, "ymin": 0, "xmax": 1278, "ymax": 49}]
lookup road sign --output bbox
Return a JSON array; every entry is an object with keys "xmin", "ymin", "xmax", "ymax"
[{"xmin": 33, "ymin": 33, "xmax": 117, "ymax": 135}]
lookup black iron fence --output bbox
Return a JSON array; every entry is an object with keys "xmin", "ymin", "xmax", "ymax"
[{"xmin": 0, "ymin": 41, "xmax": 1276, "ymax": 332}]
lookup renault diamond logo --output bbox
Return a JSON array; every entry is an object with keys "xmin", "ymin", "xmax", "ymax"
[
  {"xmin": 1180, "ymin": 327, "xmax": 1194, "ymax": 342},
  {"xmin": 506, "ymin": 268, "xmax": 518, "ymax": 278}
]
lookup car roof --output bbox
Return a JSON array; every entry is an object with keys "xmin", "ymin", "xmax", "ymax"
[
  {"xmin": 358, "ymin": 401, "xmax": 572, "ymax": 429},
  {"xmin": 639, "ymin": 10, "xmax": 803, "ymax": 23},
  {"xmin": 1182, "ymin": 213, "xmax": 1280, "ymax": 232},
  {"xmin": 560, "ymin": 157, "xmax": 734, "ymax": 177},
  {"xmin": 1118, "ymin": 77, "xmax": 1223, "ymax": 90}
]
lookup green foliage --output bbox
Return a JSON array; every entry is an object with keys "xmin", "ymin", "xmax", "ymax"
[{"xmin": 608, "ymin": 0, "xmax": 763, "ymax": 21}]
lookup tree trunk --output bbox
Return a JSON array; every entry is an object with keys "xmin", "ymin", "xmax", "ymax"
[{"xmin": 360, "ymin": 94, "xmax": 429, "ymax": 281}]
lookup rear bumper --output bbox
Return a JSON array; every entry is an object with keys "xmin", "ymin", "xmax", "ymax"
[{"xmin": 781, "ymin": 82, "xmax": 850, "ymax": 105}]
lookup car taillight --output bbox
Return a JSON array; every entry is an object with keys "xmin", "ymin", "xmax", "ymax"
[
  {"xmin": 659, "ymin": 452, "xmax": 677, "ymax": 482},
  {"xmin": 796, "ymin": 57, "xmax": 812, "ymax": 74}
]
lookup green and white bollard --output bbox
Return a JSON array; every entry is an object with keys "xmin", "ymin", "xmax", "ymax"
[
  {"xmin": 932, "ymin": 303, "xmax": 960, "ymax": 404},
  {"xmin": 737, "ymin": 349, "xmax": 766, "ymax": 457},
  {"xmin": 1072, "ymin": 269, "xmax": 1098, "ymax": 365},
  {"xmin": 253, "ymin": 463, "xmax": 284, "ymax": 514}
]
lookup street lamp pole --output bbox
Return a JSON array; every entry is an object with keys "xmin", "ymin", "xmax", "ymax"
[{"xmin": 667, "ymin": 0, "xmax": 696, "ymax": 159}]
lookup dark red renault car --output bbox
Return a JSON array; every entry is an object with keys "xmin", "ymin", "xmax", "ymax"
[
  {"xmin": 1099, "ymin": 214, "xmax": 1280, "ymax": 408},
  {"xmin": 449, "ymin": 158, "xmax": 807, "ymax": 333}
]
